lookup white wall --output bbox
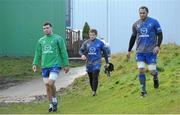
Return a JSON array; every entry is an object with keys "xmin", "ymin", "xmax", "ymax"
[{"xmin": 71, "ymin": 0, "xmax": 180, "ymax": 53}]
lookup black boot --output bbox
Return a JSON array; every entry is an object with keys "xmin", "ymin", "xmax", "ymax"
[{"xmin": 153, "ymin": 77, "xmax": 159, "ymax": 89}]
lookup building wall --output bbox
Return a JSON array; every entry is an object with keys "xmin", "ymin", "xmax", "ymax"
[
  {"xmin": 71, "ymin": 0, "xmax": 180, "ymax": 53},
  {"xmin": 0, "ymin": 0, "xmax": 66, "ymax": 56},
  {"xmin": 71, "ymin": 0, "xmax": 109, "ymax": 40}
]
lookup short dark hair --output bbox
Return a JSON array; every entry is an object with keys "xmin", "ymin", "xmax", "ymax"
[
  {"xmin": 139, "ymin": 6, "xmax": 149, "ymax": 13},
  {"xmin": 89, "ymin": 29, "xmax": 98, "ymax": 35},
  {"xmin": 43, "ymin": 22, "xmax": 52, "ymax": 27}
]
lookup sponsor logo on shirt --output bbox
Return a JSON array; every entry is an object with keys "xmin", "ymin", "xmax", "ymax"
[
  {"xmin": 139, "ymin": 28, "xmax": 149, "ymax": 37},
  {"xmin": 43, "ymin": 44, "xmax": 53, "ymax": 54},
  {"xmin": 88, "ymin": 47, "xmax": 96, "ymax": 55}
]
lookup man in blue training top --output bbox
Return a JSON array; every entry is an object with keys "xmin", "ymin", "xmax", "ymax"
[
  {"xmin": 79, "ymin": 29, "xmax": 109, "ymax": 96},
  {"xmin": 127, "ymin": 6, "xmax": 163, "ymax": 97}
]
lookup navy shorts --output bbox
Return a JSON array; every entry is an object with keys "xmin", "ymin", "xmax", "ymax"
[
  {"xmin": 42, "ymin": 67, "xmax": 61, "ymax": 78},
  {"xmin": 86, "ymin": 64, "xmax": 101, "ymax": 73},
  {"xmin": 136, "ymin": 52, "xmax": 157, "ymax": 64}
]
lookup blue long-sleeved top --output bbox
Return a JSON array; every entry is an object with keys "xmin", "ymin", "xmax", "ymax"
[
  {"xmin": 131, "ymin": 17, "xmax": 162, "ymax": 53},
  {"xmin": 79, "ymin": 38, "xmax": 109, "ymax": 65}
]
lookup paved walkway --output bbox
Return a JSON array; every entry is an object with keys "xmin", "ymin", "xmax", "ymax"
[{"xmin": 0, "ymin": 66, "xmax": 86, "ymax": 103}]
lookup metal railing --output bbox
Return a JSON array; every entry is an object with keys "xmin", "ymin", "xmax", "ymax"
[{"xmin": 66, "ymin": 28, "xmax": 83, "ymax": 58}]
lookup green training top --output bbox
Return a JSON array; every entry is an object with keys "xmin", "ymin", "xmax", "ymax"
[{"xmin": 33, "ymin": 34, "xmax": 69, "ymax": 68}]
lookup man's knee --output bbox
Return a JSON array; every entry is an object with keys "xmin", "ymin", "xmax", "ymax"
[
  {"xmin": 44, "ymin": 78, "xmax": 54, "ymax": 87},
  {"xmin": 148, "ymin": 64, "xmax": 156, "ymax": 72},
  {"xmin": 48, "ymin": 80, "xmax": 55, "ymax": 87},
  {"xmin": 150, "ymin": 70, "xmax": 157, "ymax": 76},
  {"xmin": 45, "ymin": 84, "xmax": 50, "ymax": 91},
  {"xmin": 148, "ymin": 64, "xmax": 157, "ymax": 76},
  {"xmin": 48, "ymin": 72, "xmax": 58, "ymax": 86},
  {"xmin": 139, "ymin": 68, "xmax": 145, "ymax": 74},
  {"xmin": 137, "ymin": 62, "xmax": 145, "ymax": 73}
]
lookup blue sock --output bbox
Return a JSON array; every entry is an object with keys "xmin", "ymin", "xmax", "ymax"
[{"xmin": 139, "ymin": 73, "xmax": 146, "ymax": 92}]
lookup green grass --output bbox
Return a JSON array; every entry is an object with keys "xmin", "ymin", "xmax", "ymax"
[
  {"xmin": 0, "ymin": 43, "xmax": 180, "ymax": 114},
  {"xmin": 0, "ymin": 57, "xmax": 84, "ymax": 80},
  {"xmin": 0, "ymin": 57, "xmax": 38, "ymax": 81}
]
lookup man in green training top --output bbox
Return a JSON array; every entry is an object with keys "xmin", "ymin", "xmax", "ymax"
[{"xmin": 32, "ymin": 22, "xmax": 69, "ymax": 112}]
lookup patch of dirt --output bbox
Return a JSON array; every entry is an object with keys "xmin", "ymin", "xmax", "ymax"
[{"xmin": 0, "ymin": 77, "xmax": 22, "ymax": 90}]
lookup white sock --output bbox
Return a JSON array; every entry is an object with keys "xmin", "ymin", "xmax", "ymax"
[
  {"xmin": 52, "ymin": 97, "xmax": 57, "ymax": 103},
  {"xmin": 49, "ymin": 103, "xmax": 53, "ymax": 108}
]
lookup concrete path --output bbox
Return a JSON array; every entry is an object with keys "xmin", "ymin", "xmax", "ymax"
[{"xmin": 0, "ymin": 66, "xmax": 86, "ymax": 103}]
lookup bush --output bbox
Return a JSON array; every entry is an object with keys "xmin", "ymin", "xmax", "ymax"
[{"xmin": 82, "ymin": 22, "xmax": 90, "ymax": 40}]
